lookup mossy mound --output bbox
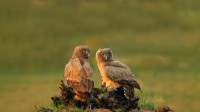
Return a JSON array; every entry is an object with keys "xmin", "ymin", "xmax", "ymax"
[{"xmin": 37, "ymin": 80, "xmax": 140, "ymax": 112}]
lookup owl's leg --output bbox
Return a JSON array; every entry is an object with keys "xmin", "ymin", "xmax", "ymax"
[
  {"xmin": 101, "ymin": 80, "xmax": 106, "ymax": 86},
  {"xmin": 106, "ymin": 81, "xmax": 117, "ymax": 92},
  {"xmin": 107, "ymin": 87, "xmax": 116, "ymax": 92},
  {"xmin": 106, "ymin": 81, "xmax": 120, "ymax": 91}
]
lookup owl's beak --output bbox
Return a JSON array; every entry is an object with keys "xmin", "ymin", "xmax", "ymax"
[
  {"xmin": 104, "ymin": 54, "xmax": 108, "ymax": 61},
  {"xmin": 86, "ymin": 50, "xmax": 90, "ymax": 57}
]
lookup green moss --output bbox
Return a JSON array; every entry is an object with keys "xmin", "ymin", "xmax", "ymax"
[{"xmin": 70, "ymin": 107, "xmax": 84, "ymax": 112}]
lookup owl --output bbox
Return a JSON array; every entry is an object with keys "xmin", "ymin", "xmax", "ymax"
[
  {"xmin": 64, "ymin": 45, "xmax": 94, "ymax": 102},
  {"xmin": 96, "ymin": 48, "xmax": 141, "ymax": 100}
]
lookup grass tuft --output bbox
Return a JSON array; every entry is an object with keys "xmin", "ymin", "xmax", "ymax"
[{"xmin": 138, "ymin": 92, "xmax": 158, "ymax": 110}]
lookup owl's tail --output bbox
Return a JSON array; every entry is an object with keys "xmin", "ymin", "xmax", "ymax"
[
  {"xmin": 123, "ymin": 85, "xmax": 135, "ymax": 99},
  {"xmin": 74, "ymin": 92, "xmax": 91, "ymax": 103},
  {"xmin": 123, "ymin": 80, "xmax": 142, "ymax": 99},
  {"xmin": 129, "ymin": 80, "xmax": 142, "ymax": 92}
]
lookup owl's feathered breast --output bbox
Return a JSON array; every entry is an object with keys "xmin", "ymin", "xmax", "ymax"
[
  {"xmin": 64, "ymin": 58, "xmax": 93, "ymax": 93},
  {"xmin": 99, "ymin": 60, "xmax": 136, "ymax": 88},
  {"xmin": 100, "ymin": 65, "xmax": 121, "ymax": 88}
]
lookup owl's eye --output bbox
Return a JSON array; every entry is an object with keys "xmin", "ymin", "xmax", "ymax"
[
  {"xmin": 100, "ymin": 52, "xmax": 104, "ymax": 56},
  {"xmin": 82, "ymin": 50, "xmax": 86, "ymax": 53}
]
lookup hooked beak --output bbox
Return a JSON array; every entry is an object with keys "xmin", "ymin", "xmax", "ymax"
[
  {"xmin": 104, "ymin": 54, "xmax": 108, "ymax": 61},
  {"xmin": 86, "ymin": 50, "xmax": 90, "ymax": 57}
]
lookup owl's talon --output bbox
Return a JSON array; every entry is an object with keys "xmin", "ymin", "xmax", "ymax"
[{"xmin": 107, "ymin": 87, "xmax": 115, "ymax": 92}]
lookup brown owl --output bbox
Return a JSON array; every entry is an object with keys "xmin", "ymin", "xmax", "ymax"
[
  {"xmin": 64, "ymin": 45, "xmax": 94, "ymax": 102},
  {"xmin": 96, "ymin": 48, "xmax": 141, "ymax": 100}
]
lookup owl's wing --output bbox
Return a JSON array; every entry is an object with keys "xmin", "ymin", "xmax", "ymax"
[
  {"xmin": 105, "ymin": 61, "xmax": 141, "ymax": 91},
  {"xmin": 64, "ymin": 59, "xmax": 82, "ymax": 83},
  {"xmin": 82, "ymin": 60, "xmax": 94, "ymax": 92},
  {"xmin": 64, "ymin": 58, "xmax": 93, "ymax": 93}
]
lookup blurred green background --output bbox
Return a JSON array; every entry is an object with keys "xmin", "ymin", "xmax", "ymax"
[{"xmin": 0, "ymin": 0, "xmax": 200, "ymax": 112}]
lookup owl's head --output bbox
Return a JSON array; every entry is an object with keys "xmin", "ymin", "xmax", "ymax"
[
  {"xmin": 72, "ymin": 45, "xmax": 91, "ymax": 59},
  {"xmin": 96, "ymin": 48, "xmax": 113, "ymax": 62}
]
